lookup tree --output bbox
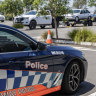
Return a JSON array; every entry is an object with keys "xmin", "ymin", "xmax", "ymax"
[
  {"xmin": 73, "ymin": 0, "xmax": 87, "ymax": 9},
  {"xmin": 1, "ymin": 0, "xmax": 24, "ymax": 20},
  {"xmin": 0, "ymin": 2, "xmax": 4, "ymax": 14},
  {"xmin": 89, "ymin": 0, "xmax": 96, "ymax": 7},
  {"xmin": 33, "ymin": 0, "xmax": 70, "ymax": 39},
  {"xmin": 23, "ymin": 0, "xmax": 34, "ymax": 12}
]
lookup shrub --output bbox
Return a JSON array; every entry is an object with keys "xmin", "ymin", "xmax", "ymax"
[
  {"xmin": 41, "ymin": 31, "xmax": 54, "ymax": 40},
  {"xmin": 68, "ymin": 29, "xmax": 79, "ymax": 41},
  {"xmin": 86, "ymin": 35, "xmax": 96, "ymax": 42},
  {"xmin": 12, "ymin": 23, "xmax": 24, "ymax": 29},
  {"xmin": 74, "ymin": 28, "xmax": 93, "ymax": 43},
  {"xmin": 68, "ymin": 28, "xmax": 96, "ymax": 43}
]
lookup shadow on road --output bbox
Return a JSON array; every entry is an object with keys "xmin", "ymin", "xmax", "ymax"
[
  {"xmin": 24, "ymin": 26, "xmax": 67, "ymax": 31},
  {"xmin": 44, "ymin": 81, "xmax": 95, "ymax": 96}
]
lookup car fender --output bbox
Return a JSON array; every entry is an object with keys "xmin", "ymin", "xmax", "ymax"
[
  {"xmin": 63, "ymin": 56, "xmax": 87, "ymax": 82},
  {"xmin": 29, "ymin": 16, "xmax": 37, "ymax": 23}
]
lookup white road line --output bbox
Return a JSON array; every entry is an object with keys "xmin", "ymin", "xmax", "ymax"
[
  {"xmin": 89, "ymin": 92, "xmax": 96, "ymax": 96},
  {"xmin": 73, "ymin": 47, "xmax": 96, "ymax": 51}
]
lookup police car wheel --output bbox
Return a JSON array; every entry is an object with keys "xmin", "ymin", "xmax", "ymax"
[
  {"xmin": 61, "ymin": 61, "xmax": 80, "ymax": 94},
  {"xmin": 29, "ymin": 20, "xmax": 36, "ymax": 30}
]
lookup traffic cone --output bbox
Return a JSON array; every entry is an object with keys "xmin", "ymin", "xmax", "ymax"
[{"xmin": 46, "ymin": 30, "xmax": 52, "ymax": 44}]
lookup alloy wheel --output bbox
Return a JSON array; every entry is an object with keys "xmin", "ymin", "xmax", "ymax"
[{"xmin": 69, "ymin": 64, "xmax": 80, "ymax": 91}]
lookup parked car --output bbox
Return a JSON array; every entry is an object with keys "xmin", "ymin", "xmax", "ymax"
[
  {"xmin": 0, "ymin": 13, "xmax": 5, "ymax": 22},
  {"xmin": 14, "ymin": 10, "xmax": 62, "ymax": 29},
  {"xmin": 65, "ymin": 9, "xmax": 93, "ymax": 22},
  {"xmin": 0, "ymin": 24, "xmax": 87, "ymax": 95}
]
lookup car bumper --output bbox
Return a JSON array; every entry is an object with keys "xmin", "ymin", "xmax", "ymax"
[
  {"xmin": 65, "ymin": 16, "xmax": 75, "ymax": 20},
  {"xmin": 0, "ymin": 17, "xmax": 5, "ymax": 21},
  {"xmin": 14, "ymin": 18, "xmax": 30, "ymax": 25},
  {"xmin": 82, "ymin": 59, "xmax": 88, "ymax": 81}
]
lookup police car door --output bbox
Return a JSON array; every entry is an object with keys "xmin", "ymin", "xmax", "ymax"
[{"xmin": 0, "ymin": 28, "xmax": 54, "ymax": 94}]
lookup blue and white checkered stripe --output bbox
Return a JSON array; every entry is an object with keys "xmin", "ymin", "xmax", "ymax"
[{"xmin": 0, "ymin": 70, "xmax": 64, "ymax": 92}]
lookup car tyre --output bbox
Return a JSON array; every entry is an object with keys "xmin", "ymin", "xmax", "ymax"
[
  {"xmin": 83, "ymin": 21, "xmax": 88, "ymax": 26},
  {"xmin": 75, "ymin": 17, "xmax": 79, "ymax": 22},
  {"xmin": 29, "ymin": 20, "xmax": 36, "ymax": 30},
  {"xmin": 61, "ymin": 61, "xmax": 80, "ymax": 94},
  {"xmin": 88, "ymin": 16, "xmax": 91, "ymax": 20},
  {"xmin": 71, "ymin": 24, "xmax": 74, "ymax": 27},
  {"xmin": 1, "ymin": 20, "xmax": 4, "ymax": 22},
  {"xmin": 88, "ymin": 20, "xmax": 93, "ymax": 26},
  {"xmin": 40, "ymin": 25, "xmax": 46, "ymax": 29}
]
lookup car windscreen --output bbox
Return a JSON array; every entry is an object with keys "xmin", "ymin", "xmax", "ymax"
[
  {"xmin": 25, "ymin": 11, "xmax": 37, "ymax": 15},
  {"xmin": 73, "ymin": 10, "xmax": 80, "ymax": 13}
]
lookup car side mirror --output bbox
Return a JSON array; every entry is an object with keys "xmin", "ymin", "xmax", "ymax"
[{"xmin": 37, "ymin": 42, "xmax": 46, "ymax": 51}]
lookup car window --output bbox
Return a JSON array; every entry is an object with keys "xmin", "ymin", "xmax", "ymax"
[
  {"xmin": 80, "ymin": 10, "xmax": 85, "ymax": 14},
  {"xmin": 25, "ymin": 11, "xmax": 37, "ymax": 15},
  {"xmin": 85, "ymin": 10, "xmax": 90, "ymax": 13},
  {"xmin": 0, "ymin": 28, "xmax": 37, "ymax": 53},
  {"xmin": 37, "ymin": 10, "xmax": 50, "ymax": 16},
  {"xmin": 73, "ymin": 10, "xmax": 80, "ymax": 13}
]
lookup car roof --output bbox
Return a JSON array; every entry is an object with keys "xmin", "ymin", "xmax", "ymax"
[{"xmin": 0, "ymin": 24, "xmax": 37, "ymax": 43}]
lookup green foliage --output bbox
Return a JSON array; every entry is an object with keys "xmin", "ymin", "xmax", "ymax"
[
  {"xmin": 74, "ymin": 29, "xmax": 93, "ymax": 43},
  {"xmin": 12, "ymin": 23, "xmax": 24, "ymax": 29},
  {"xmin": 0, "ymin": 0, "xmax": 24, "ymax": 18},
  {"xmin": 42, "ymin": 31, "xmax": 54, "ymax": 40},
  {"xmin": 48, "ymin": 0, "xmax": 70, "ymax": 17},
  {"xmin": 0, "ymin": 2, "xmax": 4, "ymax": 14},
  {"xmin": 68, "ymin": 28, "xmax": 96, "ymax": 43},
  {"xmin": 34, "ymin": 0, "xmax": 70, "ymax": 17},
  {"xmin": 89, "ymin": 0, "xmax": 96, "ymax": 7},
  {"xmin": 33, "ymin": 0, "xmax": 44, "ymax": 10},
  {"xmin": 23, "ymin": 0, "xmax": 34, "ymax": 11},
  {"xmin": 68, "ymin": 29, "xmax": 79, "ymax": 41},
  {"xmin": 73, "ymin": 0, "xmax": 87, "ymax": 9},
  {"xmin": 33, "ymin": 0, "xmax": 70, "ymax": 39},
  {"xmin": 86, "ymin": 35, "xmax": 96, "ymax": 42},
  {"xmin": 5, "ymin": 14, "xmax": 13, "ymax": 20}
]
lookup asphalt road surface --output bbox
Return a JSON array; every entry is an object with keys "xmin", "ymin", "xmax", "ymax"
[{"xmin": 1, "ymin": 21, "xmax": 96, "ymax": 39}]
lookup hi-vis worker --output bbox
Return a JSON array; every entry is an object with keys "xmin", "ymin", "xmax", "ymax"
[{"xmin": 46, "ymin": 30, "xmax": 52, "ymax": 44}]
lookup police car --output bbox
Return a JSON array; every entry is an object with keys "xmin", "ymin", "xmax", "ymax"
[{"xmin": 0, "ymin": 24, "xmax": 87, "ymax": 96}]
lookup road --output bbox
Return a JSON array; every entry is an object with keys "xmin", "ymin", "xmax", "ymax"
[
  {"xmin": 1, "ymin": 21, "xmax": 96, "ymax": 96},
  {"xmin": 1, "ymin": 21, "xmax": 96, "ymax": 39}
]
